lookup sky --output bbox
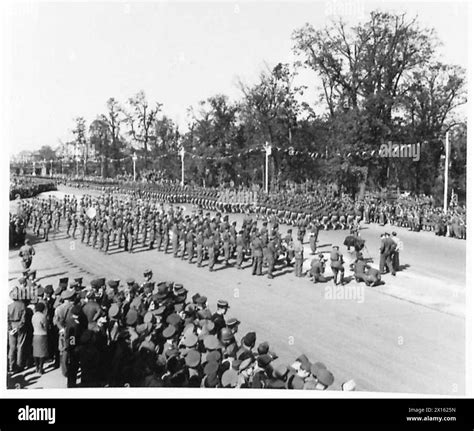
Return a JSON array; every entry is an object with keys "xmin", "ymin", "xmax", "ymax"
[{"xmin": 2, "ymin": 0, "xmax": 470, "ymax": 154}]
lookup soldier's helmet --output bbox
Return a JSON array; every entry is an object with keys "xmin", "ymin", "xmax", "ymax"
[{"xmin": 219, "ymin": 327, "xmax": 234, "ymax": 344}]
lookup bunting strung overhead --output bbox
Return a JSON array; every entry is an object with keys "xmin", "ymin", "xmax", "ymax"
[{"xmin": 15, "ymin": 145, "xmax": 413, "ymax": 166}]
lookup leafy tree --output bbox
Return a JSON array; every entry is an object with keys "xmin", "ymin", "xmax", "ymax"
[{"xmin": 126, "ymin": 90, "xmax": 162, "ymax": 169}]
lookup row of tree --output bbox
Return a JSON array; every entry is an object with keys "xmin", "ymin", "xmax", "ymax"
[{"xmin": 30, "ymin": 11, "xmax": 469, "ymax": 202}]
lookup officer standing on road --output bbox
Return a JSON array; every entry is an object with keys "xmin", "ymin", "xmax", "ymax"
[
  {"xmin": 330, "ymin": 245, "xmax": 345, "ymax": 285},
  {"xmin": 235, "ymin": 230, "xmax": 245, "ymax": 270},
  {"xmin": 294, "ymin": 238, "xmax": 304, "ymax": 277},
  {"xmin": 266, "ymin": 235, "xmax": 277, "ymax": 279},
  {"xmin": 251, "ymin": 234, "xmax": 263, "ymax": 276},
  {"xmin": 391, "ymin": 232, "xmax": 402, "ymax": 271}
]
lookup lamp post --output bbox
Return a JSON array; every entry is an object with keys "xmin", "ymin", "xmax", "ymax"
[
  {"xmin": 132, "ymin": 152, "xmax": 137, "ymax": 182},
  {"xmin": 264, "ymin": 142, "xmax": 272, "ymax": 193},
  {"xmin": 443, "ymin": 131, "xmax": 449, "ymax": 213},
  {"xmin": 179, "ymin": 147, "xmax": 185, "ymax": 186},
  {"xmin": 50, "ymin": 159, "xmax": 53, "ymax": 177},
  {"xmin": 442, "ymin": 123, "xmax": 462, "ymax": 213}
]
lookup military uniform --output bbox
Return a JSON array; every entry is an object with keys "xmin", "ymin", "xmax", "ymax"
[{"xmin": 330, "ymin": 247, "xmax": 345, "ymax": 285}]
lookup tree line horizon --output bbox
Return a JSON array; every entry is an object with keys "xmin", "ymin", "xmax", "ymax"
[{"xmin": 14, "ymin": 11, "xmax": 467, "ymax": 203}]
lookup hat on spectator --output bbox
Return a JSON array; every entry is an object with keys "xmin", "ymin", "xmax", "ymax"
[
  {"xmin": 195, "ymin": 295, "xmax": 207, "ymax": 306},
  {"xmin": 219, "ymin": 327, "xmax": 234, "ymax": 343},
  {"xmin": 44, "ymin": 285, "xmax": 54, "ymax": 295},
  {"xmin": 90, "ymin": 279, "xmax": 101, "ymax": 289},
  {"xmin": 257, "ymin": 342, "xmax": 269, "ymax": 355},
  {"xmin": 107, "ymin": 280, "xmax": 120, "ymax": 289},
  {"xmin": 257, "ymin": 354, "xmax": 273, "ymax": 368},
  {"xmin": 125, "ymin": 309, "xmax": 138, "ymax": 326},
  {"xmin": 203, "ymin": 335, "xmax": 220, "ymax": 351},
  {"xmin": 182, "ymin": 333, "xmax": 198, "ymax": 348},
  {"xmin": 162, "ymin": 325, "xmax": 177, "ymax": 339},
  {"xmin": 316, "ymin": 368, "xmax": 334, "ymax": 388},
  {"xmin": 242, "ymin": 332, "xmax": 256, "ymax": 348},
  {"xmin": 221, "ymin": 369, "xmax": 239, "ymax": 388},
  {"xmin": 166, "ymin": 313, "xmax": 182, "ymax": 326},
  {"xmin": 227, "ymin": 317, "xmax": 240, "ymax": 327},
  {"xmin": 144, "ymin": 312, "xmax": 155, "ymax": 324},
  {"xmin": 310, "ymin": 362, "xmax": 327, "ymax": 377},
  {"xmin": 61, "ymin": 289, "xmax": 75, "ymax": 300},
  {"xmin": 217, "ymin": 299, "xmax": 229, "ymax": 309},
  {"xmin": 185, "ymin": 350, "xmax": 201, "ymax": 368}
]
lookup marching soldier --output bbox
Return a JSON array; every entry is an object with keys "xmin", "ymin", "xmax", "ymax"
[
  {"xmin": 222, "ymin": 228, "xmax": 231, "ymax": 266},
  {"xmin": 205, "ymin": 234, "xmax": 216, "ymax": 272},
  {"xmin": 195, "ymin": 229, "xmax": 204, "ymax": 268},
  {"xmin": 42, "ymin": 211, "xmax": 51, "ymax": 242}
]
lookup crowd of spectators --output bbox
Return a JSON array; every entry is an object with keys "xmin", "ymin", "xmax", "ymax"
[{"xmin": 8, "ymin": 271, "xmax": 353, "ymax": 390}]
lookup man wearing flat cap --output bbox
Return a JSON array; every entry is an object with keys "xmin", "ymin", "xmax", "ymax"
[
  {"xmin": 236, "ymin": 331, "xmax": 256, "ymax": 360},
  {"xmin": 141, "ymin": 269, "xmax": 153, "ymax": 288},
  {"xmin": 252, "ymin": 354, "xmax": 274, "ymax": 388},
  {"xmin": 211, "ymin": 299, "xmax": 229, "ymax": 334},
  {"xmin": 64, "ymin": 304, "xmax": 88, "ymax": 387},
  {"xmin": 82, "ymin": 291, "xmax": 102, "ymax": 331}
]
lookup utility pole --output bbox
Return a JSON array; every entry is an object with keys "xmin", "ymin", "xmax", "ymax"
[
  {"xmin": 443, "ymin": 131, "xmax": 450, "ymax": 213},
  {"xmin": 264, "ymin": 142, "xmax": 272, "ymax": 193},
  {"xmin": 179, "ymin": 147, "xmax": 185, "ymax": 186}
]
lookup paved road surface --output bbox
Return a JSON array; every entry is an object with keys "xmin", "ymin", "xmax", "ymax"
[{"xmin": 8, "ymin": 188, "xmax": 466, "ymax": 394}]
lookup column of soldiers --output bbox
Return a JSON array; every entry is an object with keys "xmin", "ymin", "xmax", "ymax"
[
  {"xmin": 17, "ymin": 190, "xmax": 386, "ymax": 285},
  {"xmin": 8, "ymin": 269, "xmax": 357, "ymax": 391},
  {"xmin": 55, "ymin": 177, "xmax": 466, "ymax": 239}
]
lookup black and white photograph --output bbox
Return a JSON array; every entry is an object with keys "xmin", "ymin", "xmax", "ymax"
[{"xmin": 3, "ymin": 0, "xmax": 471, "ymax": 405}]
